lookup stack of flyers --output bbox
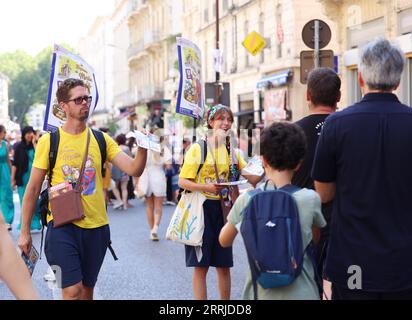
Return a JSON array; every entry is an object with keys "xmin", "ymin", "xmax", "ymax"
[
  {"xmin": 21, "ymin": 245, "xmax": 39, "ymax": 276},
  {"xmin": 132, "ymin": 130, "xmax": 161, "ymax": 153},
  {"xmin": 242, "ymin": 155, "xmax": 265, "ymax": 176},
  {"xmin": 216, "ymin": 179, "xmax": 248, "ymax": 186},
  {"xmin": 49, "ymin": 181, "xmax": 73, "ymax": 199}
]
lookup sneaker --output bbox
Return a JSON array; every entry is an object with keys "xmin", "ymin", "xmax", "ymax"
[
  {"xmin": 113, "ymin": 202, "xmax": 123, "ymax": 210},
  {"xmin": 150, "ymin": 232, "xmax": 159, "ymax": 241},
  {"xmin": 150, "ymin": 226, "xmax": 159, "ymax": 241},
  {"xmin": 43, "ymin": 267, "xmax": 56, "ymax": 282}
]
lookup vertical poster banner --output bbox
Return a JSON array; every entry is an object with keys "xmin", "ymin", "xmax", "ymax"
[
  {"xmin": 176, "ymin": 38, "xmax": 204, "ymax": 120},
  {"xmin": 44, "ymin": 44, "xmax": 99, "ymax": 132}
]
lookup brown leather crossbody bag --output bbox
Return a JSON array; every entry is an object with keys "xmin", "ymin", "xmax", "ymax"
[{"xmin": 49, "ymin": 130, "xmax": 90, "ymax": 227}]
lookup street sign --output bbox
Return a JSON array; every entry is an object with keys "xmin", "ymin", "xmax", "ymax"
[
  {"xmin": 242, "ymin": 31, "xmax": 267, "ymax": 56},
  {"xmin": 300, "ymin": 50, "xmax": 334, "ymax": 84},
  {"xmin": 302, "ymin": 19, "xmax": 331, "ymax": 50}
]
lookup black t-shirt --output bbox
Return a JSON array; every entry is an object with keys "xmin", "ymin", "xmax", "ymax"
[
  {"xmin": 293, "ymin": 114, "xmax": 329, "ymax": 189},
  {"xmin": 293, "ymin": 114, "xmax": 333, "ymax": 237},
  {"xmin": 312, "ymin": 93, "xmax": 412, "ymax": 291}
]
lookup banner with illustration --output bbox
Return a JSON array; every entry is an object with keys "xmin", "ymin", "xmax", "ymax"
[
  {"xmin": 176, "ymin": 38, "xmax": 204, "ymax": 120},
  {"xmin": 44, "ymin": 44, "xmax": 99, "ymax": 131}
]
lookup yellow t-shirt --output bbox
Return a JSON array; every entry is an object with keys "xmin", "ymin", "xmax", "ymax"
[
  {"xmin": 33, "ymin": 128, "xmax": 122, "ymax": 228},
  {"xmin": 179, "ymin": 142, "xmax": 247, "ymax": 199}
]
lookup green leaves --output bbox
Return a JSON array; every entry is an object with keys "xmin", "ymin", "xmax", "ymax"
[{"xmin": 0, "ymin": 45, "xmax": 71, "ymax": 126}]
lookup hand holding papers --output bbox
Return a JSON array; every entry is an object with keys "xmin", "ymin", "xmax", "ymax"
[
  {"xmin": 129, "ymin": 130, "xmax": 161, "ymax": 153},
  {"xmin": 215, "ymin": 179, "xmax": 249, "ymax": 186},
  {"xmin": 242, "ymin": 156, "xmax": 265, "ymax": 176}
]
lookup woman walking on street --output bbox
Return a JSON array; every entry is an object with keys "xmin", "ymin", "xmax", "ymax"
[
  {"xmin": 178, "ymin": 105, "xmax": 262, "ymax": 300},
  {"xmin": 111, "ymin": 134, "xmax": 133, "ymax": 210},
  {"xmin": 12, "ymin": 126, "xmax": 41, "ymax": 231},
  {"xmin": 0, "ymin": 125, "xmax": 15, "ymax": 231},
  {"xmin": 138, "ymin": 129, "xmax": 171, "ymax": 241}
]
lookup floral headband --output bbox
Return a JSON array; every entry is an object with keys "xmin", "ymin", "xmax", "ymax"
[{"xmin": 207, "ymin": 104, "xmax": 230, "ymax": 125}]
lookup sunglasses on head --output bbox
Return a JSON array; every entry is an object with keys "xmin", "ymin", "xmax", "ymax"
[{"xmin": 66, "ymin": 95, "xmax": 92, "ymax": 105}]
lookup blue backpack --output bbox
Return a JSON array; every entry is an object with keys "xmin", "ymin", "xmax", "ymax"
[{"xmin": 240, "ymin": 182, "xmax": 308, "ymax": 299}]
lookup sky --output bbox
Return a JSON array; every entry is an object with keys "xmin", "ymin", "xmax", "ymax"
[{"xmin": 0, "ymin": 0, "xmax": 114, "ymax": 56}]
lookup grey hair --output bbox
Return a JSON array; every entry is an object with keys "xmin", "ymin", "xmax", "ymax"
[{"xmin": 358, "ymin": 38, "xmax": 405, "ymax": 91}]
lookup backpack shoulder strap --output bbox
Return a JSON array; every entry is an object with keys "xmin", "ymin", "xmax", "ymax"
[
  {"xmin": 196, "ymin": 139, "xmax": 207, "ymax": 176},
  {"xmin": 279, "ymin": 184, "xmax": 301, "ymax": 195},
  {"xmin": 49, "ymin": 129, "xmax": 60, "ymax": 185},
  {"xmin": 91, "ymin": 129, "xmax": 107, "ymax": 177}
]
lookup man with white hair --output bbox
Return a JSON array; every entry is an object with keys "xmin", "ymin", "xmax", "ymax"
[{"xmin": 312, "ymin": 38, "xmax": 412, "ymax": 299}]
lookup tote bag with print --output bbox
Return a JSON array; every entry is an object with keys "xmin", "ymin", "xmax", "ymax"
[{"xmin": 165, "ymin": 191, "xmax": 206, "ymax": 247}]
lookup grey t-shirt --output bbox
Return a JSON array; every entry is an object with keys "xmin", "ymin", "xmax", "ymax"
[{"xmin": 227, "ymin": 183, "xmax": 326, "ymax": 300}]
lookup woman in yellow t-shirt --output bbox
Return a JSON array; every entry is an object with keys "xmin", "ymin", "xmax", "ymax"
[{"xmin": 179, "ymin": 104, "xmax": 262, "ymax": 300}]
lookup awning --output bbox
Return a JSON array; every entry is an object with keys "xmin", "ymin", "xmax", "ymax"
[
  {"xmin": 256, "ymin": 70, "xmax": 292, "ymax": 89},
  {"xmin": 233, "ymin": 109, "xmax": 264, "ymax": 117}
]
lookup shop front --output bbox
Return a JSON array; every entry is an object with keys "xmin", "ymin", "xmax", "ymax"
[{"xmin": 256, "ymin": 69, "xmax": 293, "ymax": 126}]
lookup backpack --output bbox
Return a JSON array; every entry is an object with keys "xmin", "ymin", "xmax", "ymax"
[
  {"xmin": 178, "ymin": 139, "xmax": 239, "ymax": 198},
  {"xmin": 240, "ymin": 182, "xmax": 308, "ymax": 299}
]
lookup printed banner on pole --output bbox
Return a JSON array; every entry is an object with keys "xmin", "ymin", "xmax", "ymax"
[
  {"xmin": 176, "ymin": 38, "xmax": 204, "ymax": 120},
  {"xmin": 44, "ymin": 44, "xmax": 99, "ymax": 131}
]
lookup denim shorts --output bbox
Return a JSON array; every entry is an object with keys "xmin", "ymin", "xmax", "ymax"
[
  {"xmin": 44, "ymin": 221, "xmax": 110, "ymax": 289},
  {"xmin": 185, "ymin": 199, "xmax": 233, "ymax": 268}
]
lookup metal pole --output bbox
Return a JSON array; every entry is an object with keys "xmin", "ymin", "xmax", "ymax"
[
  {"xmin": 314, "ymin": 20, "xmax": 320, "ymax": 69},
  {"xmin": 215, "ymin": 0, "xmax": 221, "ymax": 105}
]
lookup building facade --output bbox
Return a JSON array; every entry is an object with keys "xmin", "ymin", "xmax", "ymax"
[
  {"xmin": 77, "ymin": 16, "xmax": 114, "ymax": 129},
  {"xmin": 127, "ymin": 0, "xmax": 183, "ymax": 128},
  {"xmin": 182, "ymin": 0, "xmax": 338, "ymax": 129},
  {"xmin": 319, "ymin": 0, "xmax": 412, "ymax": 107}
]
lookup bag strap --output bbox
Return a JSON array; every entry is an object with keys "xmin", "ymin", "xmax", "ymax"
[
  {"xmin": 75, "ymin": 129, "xmax": 91, "ymax": 192},
  {"xmin": 48, "ymin": 129, "xmax": 60, "ymax": 186},
  {"xmin": 206, "ymin": 138, "xmax": 229, "ymax": 222},
  {"xmin": 91, "ymin": 129, "xmax": 107, "ymax": 177}
]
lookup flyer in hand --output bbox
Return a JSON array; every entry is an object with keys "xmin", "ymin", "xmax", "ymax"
[
  {"xmin": 132, "ymin": 130, "xmax": 161, "ymax": 153},
  {"xmin": 216, "ymin": 179, "xmax": 248, "ymax": 186}
]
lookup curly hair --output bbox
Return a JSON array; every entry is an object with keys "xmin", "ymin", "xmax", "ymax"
[
  {"xmin": 260, "ymin": 122, "xmax": 307, "ymax": 170},
  {"xmin": 205, "ymin": 104, "xmax": 234, "ymax": 129},
  {"xmin": 56, "ymin": 78, "xmax": 88, "ymax": 103}
]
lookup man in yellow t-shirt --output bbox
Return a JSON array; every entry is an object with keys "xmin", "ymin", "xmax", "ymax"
[{"xmin": 18, "ymin": 78, "xmax": 147, "ymax": 300}]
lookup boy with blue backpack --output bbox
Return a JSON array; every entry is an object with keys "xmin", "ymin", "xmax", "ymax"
[{"xmin": 219, "ymin": 122, "xmax": 326, "ymax": 300}]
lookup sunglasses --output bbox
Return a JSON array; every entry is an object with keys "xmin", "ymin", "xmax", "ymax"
[{"xmin": 66, "ymin": 95, "xmax": 92, "ymax": 105}]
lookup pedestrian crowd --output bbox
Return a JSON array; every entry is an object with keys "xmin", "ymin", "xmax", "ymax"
[{"xmin": 1, "ymin": 38, "xmax": 412, "ymax": 301}]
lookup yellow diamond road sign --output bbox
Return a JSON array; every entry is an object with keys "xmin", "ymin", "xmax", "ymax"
[{"xmin": 242, "ymin": 31, "xmax": 267, "ymax": 56}]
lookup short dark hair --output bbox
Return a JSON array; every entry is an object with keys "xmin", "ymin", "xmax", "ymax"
[
  {"xmin": 56, "ymin": 78, "xmax": 87, "ymax": 103},
  {"xmin": 307, "ymin": 68, "xmax": 341, "ymax": 107},
  {"xmin": 260, "ymin": 122, "xmax": 307, "ymax": 170},
  {"xmin": 0, "ymin": 125, "xmax": 5, "ymax": 134},
  {"xmin": 115, "ymin": 134, "xmax": 127, "ymax": 145}
]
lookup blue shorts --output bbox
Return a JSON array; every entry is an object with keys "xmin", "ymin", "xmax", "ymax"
[
  {"xmin": 185, "ymin": 199, "xmax": 233, "ymax": 268},
  {"xmin": 172, "ymin": 175, "xmax": 180, "ymax": 191},
  {"xmin": 45, "ymin": 221, "xmax": 110, "ymax": 289}
]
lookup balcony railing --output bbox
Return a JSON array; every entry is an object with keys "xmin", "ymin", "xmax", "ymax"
[
  {"xmin": 144, "ymin": 31, "xmax": 161, "ymax": 47},
  {"xmin": 127, "ymin": 40, "xmax": 145, "ymax": 60},
  {"xmin": 127, "ymin": 0, "xmax": 148, "ymax": 17},
  {"xmin": 141, "ymin": 85, "xmax": 164, "ymax": 101}
]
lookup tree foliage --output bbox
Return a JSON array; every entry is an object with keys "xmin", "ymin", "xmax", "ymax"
[{"xmin": 0, "ymin": 45, "xmax": 71, "ymax": 126}]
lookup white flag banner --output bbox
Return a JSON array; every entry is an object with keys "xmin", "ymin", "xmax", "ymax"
[
  {"xmin": 176, "ymin": 37, "xmax": 204, "ymax": 120},
  {"xmin": 44, "ymin": 44, "xmax": 99, "ymax": 131}
]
